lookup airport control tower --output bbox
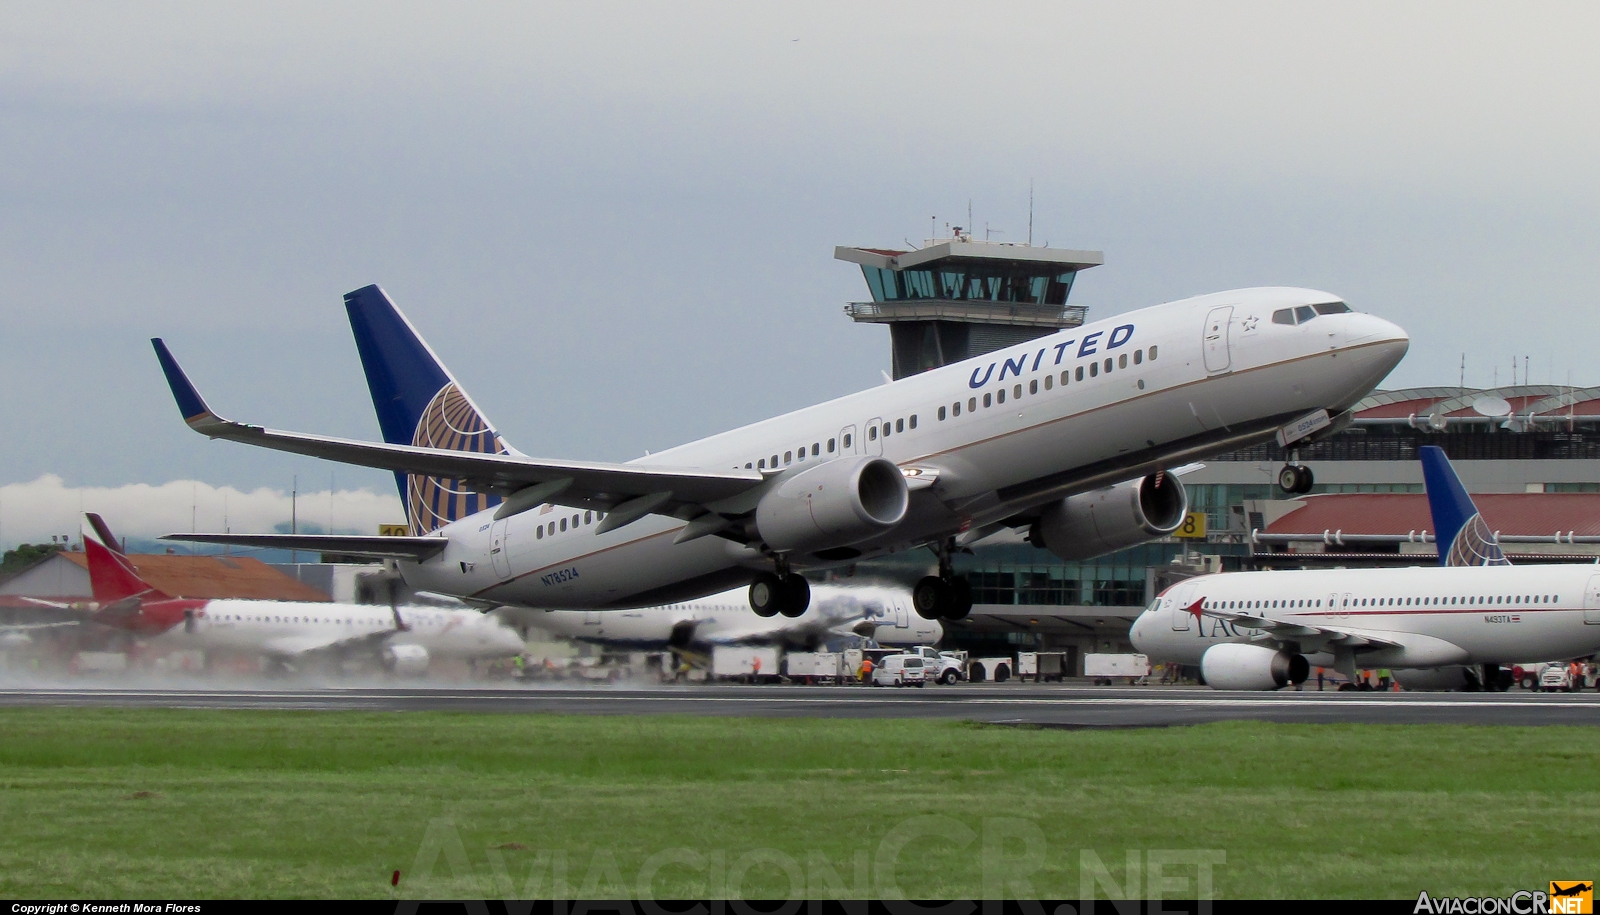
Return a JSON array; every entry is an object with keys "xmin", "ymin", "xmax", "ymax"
[{"xmin": 836, "ymin": 232, "xmax": 1103, "ymax": 379}]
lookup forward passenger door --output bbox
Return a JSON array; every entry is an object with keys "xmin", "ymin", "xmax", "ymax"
[{"xmin": 1203, "ymin": 306, "xmax": 1233, "ymax": 374}]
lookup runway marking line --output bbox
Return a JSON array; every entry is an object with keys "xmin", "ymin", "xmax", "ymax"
[{"xmin": 5, "ymin": 688, "xmax": 1600, "ymax": 711}]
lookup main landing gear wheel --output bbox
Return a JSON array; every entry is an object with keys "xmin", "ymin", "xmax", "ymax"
[
  {"xmin": 913, "ymin": 576, "xmax": 947, "ymax": 620},
  {"xmin": 1278, "ymin": 464, "xmax": 1314, "ymax": 495},
  {"xmin": 749, "ymin": 572, "xmax": 784, "ymax": 618},
  {"xmin": 946, "ymin": 578, "xmax": 972, "ymax": 620},
  {"xmin": 912, "ymin": 575, "xmax": 974, "ymax": 621},
  {"xmin": 779, "ymin": 574, "xmax": 810, "ymax": 618},
  {"xmin": 750, "ymin": 571, "xmax": 812, "ymax": 618}
]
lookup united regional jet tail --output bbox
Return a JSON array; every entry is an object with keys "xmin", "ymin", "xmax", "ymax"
[
  {"xmin": 77, "ymin": 515, "xmax": 524, "ymax": 674},
  {"xmin": 1130, "ymin": 448, "xmax": 1600, "ymax": 690},
  {"xmin": 154, "ymin": 284, "xmax": 1408, "ymax": 622}
]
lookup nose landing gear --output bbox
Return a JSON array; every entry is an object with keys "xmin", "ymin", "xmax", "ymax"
[
  {"xmin": 1277, "ymin": 450, "xmax": 1315, "ymax": 495},
  {"xmin": 913, "ymin": 539, "xmax": 974, "ymax": 621}
]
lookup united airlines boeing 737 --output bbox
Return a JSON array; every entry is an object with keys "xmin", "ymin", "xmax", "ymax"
[
  {"xmin": 1131, "ymin": 446, "xmax": 1600, "ymax": 690},
  {"xmin": 154, "ymin": 284, "xmax": 1407, "ymax": 619}
]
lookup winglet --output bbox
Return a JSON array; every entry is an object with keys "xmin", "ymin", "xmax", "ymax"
[
  {"xmin": 151, "ymin": 338, "xmax": 219, "ymax": 427},
  {"xmin": 1186, "ymin": 598, "xmax": 1205, "ymax": 620},
  {"xmin": 1419, "ymin": 445, "xmax": 1509, "ymax": 567}
]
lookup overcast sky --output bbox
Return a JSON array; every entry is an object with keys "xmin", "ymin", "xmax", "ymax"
[{"xmin": 2, "ymin": 2, "xmax": 1597, "ymax": 546}]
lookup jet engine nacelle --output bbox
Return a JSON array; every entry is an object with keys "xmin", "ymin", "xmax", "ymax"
[
  {"xmin": 382, "ymin": 643, "xmax": 430, "ymax": 676},
  {"xmin": 1391, "ymin": 667, "xmax": 1475, "ymax": 691},
  {"xmin": 1200, "ymin": 643, "xmax": 1309, "ymax": 690},
  {"xmin": 1031, "ymin": 474, "xmax": 1188, "ymax": 562},
  {"xmin": 754, "ymin": 456, "xmax": 909, "ymax": 554}
]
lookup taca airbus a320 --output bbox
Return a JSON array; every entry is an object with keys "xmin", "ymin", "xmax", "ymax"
[{"xmin": 153, "ymin": 284, "xmax": 1407, "ymax": 619}]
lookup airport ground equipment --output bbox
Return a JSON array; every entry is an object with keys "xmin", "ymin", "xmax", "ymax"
[
  {"xmin": 784, "ymin": 651, "xmax": 845, "ymax": 684},
  {"xmin": 870, "ymin": 653, "xmax": 925, "ymax": 687},
  {"xmin": 1017, "ymin": 651, "xmax": 1071, "ymax": 682},
  {"xmin": 966, "ymin": 656, "xmax": 1014, "ymax": 682},
  {"xmin": 712, "ymin": 646, "xmax": 780, "ymax": 682},
  {"xmin": 1084, "ymin": 652, "xmax": 1150, "ymax": 686},
  {"xmin": 903, "ymin": 646, "xmax": 966, "ymax": 684}
]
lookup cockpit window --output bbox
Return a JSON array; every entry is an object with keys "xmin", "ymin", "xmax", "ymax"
[
  {"xmin": 1294, "ymin": 305, "xmax": 1317, "ymax": 323},
  {"xmin": 1313, "ymin": 301, "xmax": 1351, "ymax": 315},
  {"xmin": 1271, "ymin": 308, "xmax": 1296, "ymax": 325}
]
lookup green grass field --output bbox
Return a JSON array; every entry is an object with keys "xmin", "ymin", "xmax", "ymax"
[{"xmin": 0, "ymin": 708, "xmax": 1594, "ymax": 899}]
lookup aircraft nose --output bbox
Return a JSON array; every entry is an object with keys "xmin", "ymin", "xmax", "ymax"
[{"xmin": 1344, "ymin": 313, "xmax": 1410, "ymax": 348}]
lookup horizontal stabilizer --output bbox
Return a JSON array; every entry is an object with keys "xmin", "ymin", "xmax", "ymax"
[{"xmin": 160, "ymin": 533, "xmax": 449, "ymax": 561}]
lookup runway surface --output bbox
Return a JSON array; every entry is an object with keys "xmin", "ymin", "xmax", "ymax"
[{"xmin": 3, "ymin": 682, "xmax": 1600, "ymax": 726}]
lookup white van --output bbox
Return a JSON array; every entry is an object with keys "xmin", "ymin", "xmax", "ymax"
[{"xmin": 872, "ymin": 654, "xmax": 926, "ymax": 687}]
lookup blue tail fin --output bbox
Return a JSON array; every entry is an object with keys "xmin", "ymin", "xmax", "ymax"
[
  {"xmin": 344, "ymin": 285, "xmax": 508, "ymax": 535},
  {"xmin": 1419, "ymin": 445, "xmax": 1509, "ymax": 567}
]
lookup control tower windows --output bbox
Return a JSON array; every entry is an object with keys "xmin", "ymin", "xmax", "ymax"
[{"xmin": 859, "ymin": 265, "xmax": 1079, "ymax": 305}]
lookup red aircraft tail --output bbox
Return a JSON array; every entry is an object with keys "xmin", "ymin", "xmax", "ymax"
[{"xmin": 81, "ymin": 515, "xmax": 169, "ymax": 603}]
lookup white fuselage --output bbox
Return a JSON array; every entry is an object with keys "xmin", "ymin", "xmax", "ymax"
[
  {"xmin": 159, "ymin": 599, "xmax": 526, "ymax": 661},
  {"xmin": 1131, "ymin": 565, "xmax": 1600, "ymax": 669},
  {"xmin": 406, "ymin": 288, "xmax": 1407, "ymax": 609},
  {"xmin": 512, "ymin": 585, "xmax": 941, "ymax": 649}
]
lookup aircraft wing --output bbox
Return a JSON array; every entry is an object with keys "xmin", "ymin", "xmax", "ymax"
[
  {"xmin": 1187, "ymin": 602, "xmax": 1403, "ymax": 652},
  {"xmin": 153, "ymin": 339, "xmax": 765, "ymax": 522},
  {"xmin": 0, "ymin": 620, "xmax": 81, "ymax": 632},
  {"xmin": 260, "ymin": 626, "xmax": 404, "ymax": 660},
  {"xmin": 161, "ymin": 533, "xmax": 448, "ymax": 561}
]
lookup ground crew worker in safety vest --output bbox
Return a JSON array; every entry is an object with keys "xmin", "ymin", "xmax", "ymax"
[{"xmin": 860, "ymin": 656, "xmax": 874, "ymax": 683}]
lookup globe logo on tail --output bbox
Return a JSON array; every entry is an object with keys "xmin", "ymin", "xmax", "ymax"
[
  {"xmin": 1444, "ymin": 512, "xmax": 1509, "ymax": 567},
  {"xmin": 407, "ymin": 383, "xmax": 507, "ymax": 534}
]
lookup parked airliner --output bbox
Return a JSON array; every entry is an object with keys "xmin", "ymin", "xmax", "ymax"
[
  {"xmin": 154, "ymin": 284, "xmax": 1407, "ymax": 620},
  {"xmin": 77, "ymin": 514, "xmax": 525, "ymax": 674},
  {"xmin": 509, "ymin": 583, "xmax": 940, "ymax": 653},
  {"xmin": 1130, "ymin": 447, "xmax": 1600, "ymax": 690}
]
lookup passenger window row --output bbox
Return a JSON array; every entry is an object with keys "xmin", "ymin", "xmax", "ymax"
[
  {"xmin": 936, "ymin": 346, "xmax": 1158, "ymax": 422},
  {"xmin": 736, "ymin": 415, "xmax": 921, "ymax": 470},
  {"xmin": 867, "ymin": 414, "xmax": 918, "ymax": 443},
  {"xmin": 1203, "ymin": 592, "xmax": 1560, "ymax": 611},
  {"xmin": 535, "ymin": 509, "xmax": 604, "ymax": 540}
]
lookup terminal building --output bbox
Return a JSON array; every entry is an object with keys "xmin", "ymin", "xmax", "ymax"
[{"xmin": 835, "ymin": 235, "xmax": 1600, "ymax": 670}]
